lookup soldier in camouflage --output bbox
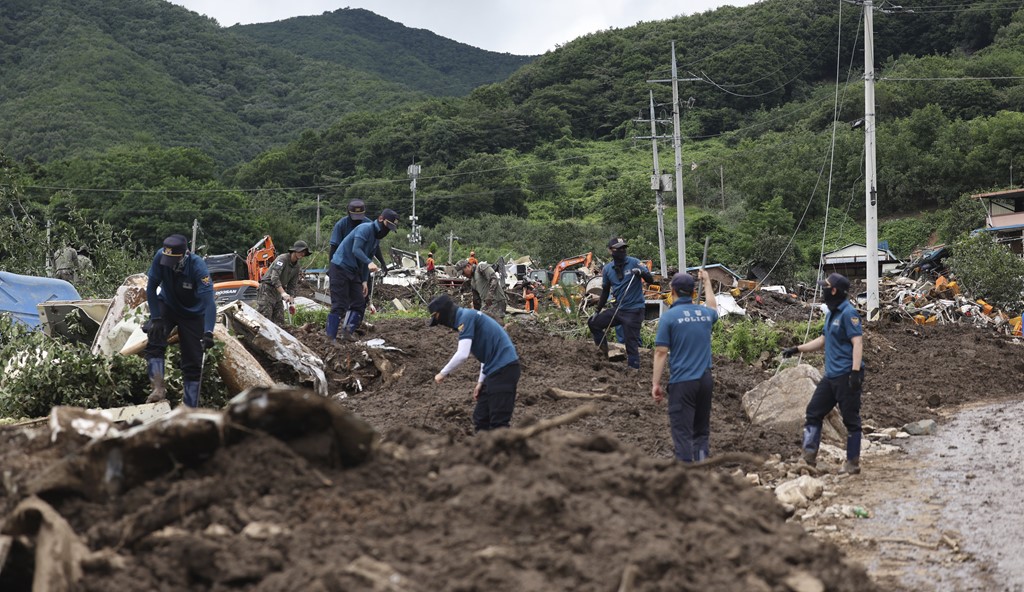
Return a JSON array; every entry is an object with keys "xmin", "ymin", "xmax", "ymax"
[
  {"xmin": 457, "ymin": 258, "xmax": 507, "ymax": 321},
  {"xmin": 257, "ymin": 240, "xmax": 310, "ymax": 324}
]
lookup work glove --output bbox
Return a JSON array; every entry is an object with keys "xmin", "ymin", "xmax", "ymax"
[
  {"xmin": 848, "ymin": 369, "xmax": 864, "ymax": 390},
  {"xmin": 781, "ymin": 346, "xmax": 800, "ymax": 358},
  {"xmin": 145, "ymin": 318, "xmax": 166, "ymax": 343},
  {"xmin": 202, "ymin": 331, "xmax": 215, "ymax": 351}
]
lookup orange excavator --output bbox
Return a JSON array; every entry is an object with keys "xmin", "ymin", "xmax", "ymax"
[
  {"xmin": 246, "ymin": 235, "xmax": 276, "ymax": 282},
  {"xmin": 549, "ymin": 252, "xmax": 597, "ymax": 312}
]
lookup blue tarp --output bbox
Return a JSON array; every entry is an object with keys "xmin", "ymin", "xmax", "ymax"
[{"xmin": 0, "ymin": 271, "xmax": 81, "ymax": 327}]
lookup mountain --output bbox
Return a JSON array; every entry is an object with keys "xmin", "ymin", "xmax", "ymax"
[
  {"xmin": 0, "ymin": 0, "xmax": 528, "ymax": 165},
  {"xmin": 230, "ymin": 8, "xmax": 534, "ymax": 97}
]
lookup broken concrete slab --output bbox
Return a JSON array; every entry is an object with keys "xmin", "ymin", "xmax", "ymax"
[{"xmin": 91, "ymin": 274, "xmax": 148, "ymax": 356}]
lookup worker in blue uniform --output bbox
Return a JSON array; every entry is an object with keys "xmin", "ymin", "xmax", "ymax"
[
  {"xmin": 652, "ymin": 269, "xmax": 718, "ymax": 462},
  {"xmin": 144, "ymin": 234, "xmax": 217, "ymax": 408},
  {"xmin": 588, "ymin": 237, "xmax": 653, "ymax": 369},
  {"xmin": 429, "ymin": 294, "xmax": 521, "ymax": 432},
  {"xmin": 782, "ymin": 272, "xmax": 865, "ymax": 475},
  {"xmin": 327, "ymin": 209, "xmax": 398, "ymax": 342}
]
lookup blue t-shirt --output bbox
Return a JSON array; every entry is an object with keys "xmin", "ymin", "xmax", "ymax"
[
  {"xmin": 329, "ymin": 216, "xmax": 364, "ymax": 249},
  {"xmin": 601, "ymin": 257, "xmax": 648, "ymax": 311},
  {"xmin": 146, "ymin": 251, "xmax": 217, "ymax": 332},
  {"xmin": 823, "ymin": 299, "xmax": 863, "ymax": 378},
  {"xmin": 655, "ymin": 297, "xmax": 719, "ymax": 383},
  {"xmin": 455, "ymin": 307, "xmax": 519, "ymax": 375},
  {"xmin": 331, "ymin": 220, "xmax": 381, "ymax": 279}
]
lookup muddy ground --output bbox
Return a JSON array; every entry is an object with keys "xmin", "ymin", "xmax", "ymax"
[{"xmin": 3, "ymin": 294, "xmax": 1024, "ymax": 591}]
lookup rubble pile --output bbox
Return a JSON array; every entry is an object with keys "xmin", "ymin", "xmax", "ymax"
[{"xmin": 882, "ymin": 275, "xmax": 1023, "ymax": 335}]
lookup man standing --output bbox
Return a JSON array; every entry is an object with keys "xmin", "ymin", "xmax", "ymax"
[
  {"xmin": 328, "ymin": 209, "xmax": 398, "ymax": 342},
  {"xmin": 782, "ymin": 272, "xmax": 865, "ymax": 475},
  {"xmin": 588, "ymin": 237, "xmax": 653, "ymax": 369},
  {"xmin": 257, "ymin": 240, "xmax": 310, "ymax": 324},
  {"xmin": 429, "ymin": 294, "xmax": 520, "ymax": 432},
  {"xmin": 53, "ymin": 245, "xmax": 79, "ymax": 283},
  {"xmin": 651, "ymin": 270, "xmax": 718, "ymax": 462},
  {"xmin": 457, "ymin": 258, "xmax": 506, "ymax": 320},
  {"xmin": 144, "ymin": 234, "xmax": 217, "ymax": 408},
  {"xmin": 426, "ymin": 252, "xmax": 436, "ymax": 276},
  {"xmin": 329, "ymin": 199, "xmax": 367, "ymax": 260},
  {"xmin": 468, "ymin": 251, "xmax": 479, "ymax": 266}
]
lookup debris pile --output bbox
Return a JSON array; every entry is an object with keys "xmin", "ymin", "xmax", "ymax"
[{"xmin": 882, "ymin": 275, "xmax": 1022, "ymax": 335}]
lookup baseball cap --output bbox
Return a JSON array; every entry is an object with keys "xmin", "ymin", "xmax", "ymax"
[
  {"xmin": 427, "ymin": 294, "xmax": 457, "ymax": 327},
  {"xmin": 380, "ymin": 208, "xmax": 399, "ymax": 230},
  {"xmin": 817, "ymin": 272, "xmax": 850, "ymax": 294},
  {"xmin": 159, "ymin": 234, "xmax": 187, "ymax": 267},
  {"xmin": 347, "ymin": 199, "xmax": 366, "ymax": 220},
  {"xmin": 289, "ymin": 240, "xmax": 310, "ymax": 256},
  {"xmin": 670, "ymin": 272, "xmax": 695, "ymax": 295},
  {"xmin": 608, "ymin": 237, "xmax": 627, "ymax": 249}
]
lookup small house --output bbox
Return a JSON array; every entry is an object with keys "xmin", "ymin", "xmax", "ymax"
[
  {"xmin": 821, "ymin": 243, "xmax": 900, "ymax": 280},
  {"xmin": 972, "ymin": 188, "xmax": 1024, "ymax": 254}
]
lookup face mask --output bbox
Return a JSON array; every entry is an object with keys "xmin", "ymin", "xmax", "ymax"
[
  {"xmin": 824, "ymin": 292, "xmax": 846, "ymax": 312},
  {"xmin": 611, "ymin": 249, "xmax": 627, "ymax": 263},
  {"xmin": 376, "ymin": 227, "xmax": 390, "ymax": 239}
]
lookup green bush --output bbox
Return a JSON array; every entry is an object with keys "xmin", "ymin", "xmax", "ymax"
[
  {"xmin": 948, "ymin": 233, "xmax": 1024, "ymax": 314},
  {"xmin": 711, "ymin": 318, "xmax": 783, "ymax": 364}
]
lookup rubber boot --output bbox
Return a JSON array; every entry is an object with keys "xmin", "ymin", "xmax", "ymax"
[
  {"xmin": 326, "ymin": 313, "xmax": 341, "ymax": 342},
  {"xmin": 341, "ymin": 310, "xmax": 362, "ymax": 342},
  {"xmin": 840, "ymin": 431, "xmax": 862, "ymax": 475},
  {"xmin": 182, "ymin": 380, "xmax": 201, "ymax": 409},
  {"xmin": 627, "ymin": 354, "xmax": 640, "ymax": 370},
  {"xmin": 801, "ymin": 424, "xmax": 822, "ymax": 467},
  {"xmin": 146, "ymin": 358, "xmax": 166, "ymax": 403}
]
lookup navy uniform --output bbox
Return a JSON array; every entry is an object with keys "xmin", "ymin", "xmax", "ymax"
[
  {"xmin": 329, "ymin": 199, "xmax": 367, "ymax": 260},
  {"xmin": 588, "ymin": 237, "xmax": 653, "ymax": 369},
  {"xmin": 145, "ymin": 234, "xmax": 217, "ymax": 408},
  {"xmin": 429, "ymin": 294, "xmax": 521, "ymax": 432},
  {"xmin": 256, "ymin": 240, "xmax": 310, "ymax": 324},
  {"xmin": 782, "ymin": 273, "xmax": 865, "ymax": 474},
  {"xmin": 328, "ymin": 209, "xmax": 398, "ymax": 341},
  {"xmin": 652, "ymin": 271, "xmax": 719, "ymax": 462}
]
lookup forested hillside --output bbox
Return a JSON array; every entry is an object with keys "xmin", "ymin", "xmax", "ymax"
[
  {"xmin": 0, "ymin": 0, "xmax": 527, "ymax": 165},
  {"xmin": 230, "ymin": 8, "xmax": 533, "ymax": 97},
  {"xmin": 3, "ymin": 0, "xmax": 1024, "ymax": 291}
]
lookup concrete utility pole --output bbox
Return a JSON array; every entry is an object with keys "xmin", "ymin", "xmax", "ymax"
[
  {"xmin": 315, "ymin": 194, "xmax": 321, "ymax": 252},
  {"xmin": 863, "ymin": 1, "xmax": 880, "ymax": 321},
  {"xmin": 191, "ymin": 218, "xmax": 199, "ymax": 253},
  {"xmin": 447, "ymin": 230, "xmax": 460, "ymax": 265},
  {"xmin": 671, "ymin": 42, "xmax": 687, "ymax": 272},
  {"xmin": 408, "ymin": 162, "xmax": 422, "ymax": 245},
  {"xmin": 648, "ymin": 91, "xmax": 670, "ymax": 276}
]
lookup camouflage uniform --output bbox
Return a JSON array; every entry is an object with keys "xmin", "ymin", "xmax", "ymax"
[
  {"xmin": 471, "ymin": 263, "xmax": 507, "ymax": 320},
  {"xmin": 54, "ymin": 246, "xmax": 79, "ymax": 283},
  {"xmin": 257, "ymin": 252, "xmax": 301, "ymax": 324}
]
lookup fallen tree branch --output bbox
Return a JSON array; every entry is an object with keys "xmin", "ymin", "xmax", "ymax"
[
  {"xmin": 544, "ymin": 387, "xmax": 615, "ymax": 401},
  {"xmin": 115, "ymin": 479, "xmax": 221, "ymax": 547},
  {"xmin": 504, "ymin": 404, "xmax": 598, "ymax": 441},
  {"xmin": 875, "ymin": 536, "xmax": 939, "ymax": 550},
  {"xmin": 617, "ymin": 563, "xmax": 639, "ymax": 592}
]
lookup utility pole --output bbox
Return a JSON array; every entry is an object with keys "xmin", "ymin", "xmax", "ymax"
[
  {"xmin": 447, "ymin": 230, "xmax": 460, "ymax": 265},
  {"xmin": 408, "ymin": 162, "xmax": 421, "ymax": 245},
  {"xmin": 45, "ymin": 219, "xmax": 52, "ymax": 277},
  {"xmin": 191, "ymin": 218, "xmax": 199, "ymax": 253},
  {"xmin": 720, "ymin": 165, "xmax": 726, "ymax": 210},
  {"xmin": 315, "ymin": 194, "xmax": 321, "ymax": 252},
  {"xmin": 671, "ymin": 42, "xmax": 687, "ymax": 272},
  {"xmin": 634, "ymin": 91, "xmax": 673, "ymax": 276},
  {"xmin": 863, "ymin": 1, "xmax": 880, "ymax": 321}
]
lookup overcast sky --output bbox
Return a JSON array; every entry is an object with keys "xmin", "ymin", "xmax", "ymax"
[{"xmin": 166, "ymin": 0, "xmax": 762, "ymax": 55}]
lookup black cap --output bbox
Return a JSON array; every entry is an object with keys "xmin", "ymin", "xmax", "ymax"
[
  {"xmin": 159, "ymin": 234, "xmax": 187, "ymax": 267},
  {"xmin": 380, "ymin": 208, "xmax": 399, "ymax": 230},
  {"xmin": 348, "ymin": 199, "xmax": 366, "ymax": 220},
  {"xmin": 289, "ymin": 240, "xmax": 310, "ymax": 256},
  {"xmin": 670, "ymin": 272, "xmax": 695, "ymax": 296},
  {"xmin": 608, "ymin": 237, "xmax": 627, "ymax": 249},
  {"xmin": 818, "ymin": 272, "xmax": 850, "ymax": 294},
  {"xmin": 428, "ymin": 294, "xmax": 457, "ymax": 328}
]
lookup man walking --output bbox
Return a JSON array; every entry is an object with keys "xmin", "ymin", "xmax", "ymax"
[
  {"xmin": 782, "ymin": 272, "xmax": 865, "ymax": 475},
  {"xmin": 144, "ymin": 234, "xmax": 217, "ymax": 408},
  {"xmin": 588, "ymin": 237, "xmax": 653, "ymax": 369},
  {"xmin": 651, "ymin": 270, "xmax": 718, "ymax": 462},
  {"xmin": 328, "ymin": 209, "xmax": 398, "ymax": 342},
  {"xmin": 257, "ymin": 240, "xmax": 310, "ymax": 324},
  {"xmin": 457, "ymin": 258, "xmax": 507, "ymax": 321},
  {"xmin": 329, "ymin": 199, "xmax": 367, "ymax": 260},
  {"xmin": 429, "ymin": 294, "xmax": 521, "ymax": 432}
]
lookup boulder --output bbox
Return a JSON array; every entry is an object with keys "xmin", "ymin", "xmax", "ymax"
[{"xmin": 741, "ymin": 364, "xmax": 846, "ymax": 442}]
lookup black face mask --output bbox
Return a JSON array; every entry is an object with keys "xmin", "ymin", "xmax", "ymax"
[
  {"xmin": 611, "ymin": 249, "xmax": 627, "ymax": 263},
  {"xmin": 376, "ymin": 227, "xmax": 390, "ymax": 239},
  {"xmin": 824, "ymin": 292, "xmax": 846, "ymax": 312}
]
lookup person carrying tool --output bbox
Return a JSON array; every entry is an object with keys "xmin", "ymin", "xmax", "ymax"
[
  {"xmin": 457, "ymin": 258, "xmax": 506, "ymax": 320},
  {"xmin": 144, "ymin": 234, "xmax": 216, "ymax": 408},
  {"xmin": 588, "ymin": 237, "xmax": 653, "ymax": 370},
  {"xmin": 257, "ymin": 240, "xmax": 310, "ymax": 324},
  {"xmin": 428, "ymin": 294, "xmax": 521, "ymax": 432},
  {"xmin": 329, "ymin": 199, "xmax": 367, "ymax": 260},
  {"xmin": 328, "ymin": 209, "xmax": 398, "ymax": 342},
  {"xmin": 651, "ymin": 270, "xmax": 718, "ymax": 462},
  {"xmin": 523, "ymin": 281, "xmax": 538, "ymax": 313},
  {"xmin": 782, "ymin": 272, "xmax": 865, "ymax": 475}
]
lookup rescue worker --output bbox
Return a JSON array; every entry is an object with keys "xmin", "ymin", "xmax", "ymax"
[
  {"xmin": 429, "ymin": 294, "xmax": 521, "ymax": 432},
  {"xmin": 457, "ymin": 258, "xmax": 506, "ymax": 320},
  {"xmin": 426, "ymin": 252, "xmax": 436, "ymax": 276},
  {"xmin": 468, "ymin": 251, "xmax": 479, "ymax": 266},
  {"xmin": 588, "ymin": 237, "xmax": 653, "ymax": 369},
  {"xmin": 328, "ymin": 209, "xmax": 398, "ymax": 342},
  {"xmin": 144, "ymin": 234, "xmax": 216, "ymax": 408},
  {"xmin": 523, "ymin": 281, "xmax": 538, "ymax": 313},
  {"xmin": 782, "ymin": 272, "xmax": 865, "ymax": 475},
  {"xmin": 53, "ymin": 245, "xmax": 79, "ymax": 283},
  {"xmin": 328, "ymin": 199, "xmax": 367, "ymax": 260},
  {"xmin": 651, "ymin": 270, "xmax": 718, "ymax": 462},
  {"xmin": 257, "ymin": 240, "xmax": 310, "ymax": 324}
]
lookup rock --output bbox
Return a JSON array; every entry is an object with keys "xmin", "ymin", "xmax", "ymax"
[
  {"xmin": 903, "ymin": 419, "xmax": 937, "ymax": 435},
  {"xmin": 204, "ymin": 524, "xmax": 232, "ymax": 537},
  {"xmin": 784, "ymin": 570, "xmax": 825, "ymax": 592},
  {"xmin": 242, "ymin": 521, "xmax": 288, "ymax": 540},
  {"xmin": 742, "ymin": 364, "xmax": 846, "ymax": 442},
  {"xmin": 774, "ymin": 475, "xmax": 824, "ymax": 508}
]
